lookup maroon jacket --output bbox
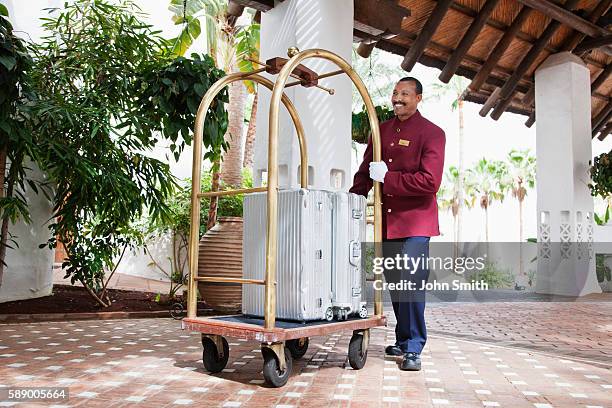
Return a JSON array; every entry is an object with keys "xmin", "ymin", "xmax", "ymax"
[{"xmin": 349, "ymin": 111, "xmax": 446, "ymax": 239}]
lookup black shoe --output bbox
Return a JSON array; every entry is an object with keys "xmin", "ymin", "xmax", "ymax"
[
  {"xmin": 400, "ymin": 352, "xmax": 421, "ymax": 371},
  {"xmin": 385, "ymin": 345, "xmax": 404, "ymax": 356}
]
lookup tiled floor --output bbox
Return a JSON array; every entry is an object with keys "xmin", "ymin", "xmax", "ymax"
[
  {"xmin": 0, "ymin": 303, "xmax": 610, "ymax": 407},
  {"xmin": 427, "ymin": 302, "xmax": 612, "ymax": 364}
]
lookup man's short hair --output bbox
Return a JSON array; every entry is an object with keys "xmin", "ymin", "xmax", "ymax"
[{"xmin": 398, "ymin": 77, "xmax": 423, "ymax": 95}]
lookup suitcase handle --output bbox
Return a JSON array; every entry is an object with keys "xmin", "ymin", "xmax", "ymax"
[
  {"xmin": 352, "ymin": 209, "xmax": 363, "ymax": 219},
  {"xmin": 349, "ymin": 240, "xmax": 361, "ymax": 266}
]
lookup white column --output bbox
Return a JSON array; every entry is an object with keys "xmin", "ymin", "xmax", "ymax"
[
  {"xmin": 534, "ymin": 52, "xmax": 601, "ymax": 296},
  {"xmin": 252, "ymin": 0, "xmax": 353, "ymax": 190}
]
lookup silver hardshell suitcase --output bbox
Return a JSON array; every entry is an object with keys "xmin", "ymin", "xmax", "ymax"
[
  {"xmin": 241, "ymin": 189, "xmax": 334, "ymax": 321},
  {"xmin": 331, "ymin": 192, "xmax": 368, "ymax": 320}
]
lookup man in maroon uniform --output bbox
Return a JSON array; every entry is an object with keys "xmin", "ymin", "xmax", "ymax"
[{"xmin": 350, "ymin": 77, "xmax": 445, "ymax": 371}]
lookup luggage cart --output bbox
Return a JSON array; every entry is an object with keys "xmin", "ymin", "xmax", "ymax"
[{"xmin": 183, "ymin": 48, "xmax": 386, "ymax": 387}]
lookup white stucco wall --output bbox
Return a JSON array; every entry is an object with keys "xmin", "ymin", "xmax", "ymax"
[
  {"xmin": 3, "ymin": 0, "xmax": 195, "ymax": 289},
  {"xmin": 0, "ymin": 161, "xmax": 54, "ymax": 303},
  {"xmin": 1, "ymin": 0, "xmax": 58, "ymax": 302}
]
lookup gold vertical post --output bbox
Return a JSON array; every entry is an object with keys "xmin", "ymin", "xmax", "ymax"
[
  {"xmin": 265, "ymin": 49, "xmax": 382, "ymax": 329},
  {"xmin": 188, "ymin": 73, "xmax": 308, "ymax": 319}
]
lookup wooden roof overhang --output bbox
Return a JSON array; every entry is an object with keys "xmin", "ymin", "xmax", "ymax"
[{"xmin": 228, "ymin": 0, "xmax": 612, "ymax": 140}]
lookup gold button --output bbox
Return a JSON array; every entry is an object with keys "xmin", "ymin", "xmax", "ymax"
[
  {"xmin": 390, "ymin": 143, "xmax": 395, "ymax": 147},
  {"xmin": 388, "ymin": 158, "xmax": 393, "ymax": 163},
  {"xmin": 387, "ymin": 209, "xmax": 392, "ymax": 213},
  {"xmin": 396, "ymin": 128, "xmax": 401, "ymax": 133}
]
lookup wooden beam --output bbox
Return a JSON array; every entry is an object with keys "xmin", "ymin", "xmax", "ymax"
[
  {"xmin": 562, "ymin": 0, "xmax": 611, "ymax": 53},
  {"xmin": 523, "ymin": 1, "xmax": 611, "ymax": 107},
  {"xmin": 463, "ymin": 89, "xmax": 533, "ymax": 116},
  {"xmin": 227, "ymin": 1, "xmax": 245, "ymax": 16},
  {"xmin": 354, "ymin": 0, "xmax": 410, "ymax": 38},
  {"xmin": 479, "ymin": 87, "xmax": 502, "ymax": 117},
  {"xmin": 490, "ymin": 0, "xmax": 581, "ymax": 120},
  {"xmin": 597, "ymin": 121, "xmax": 612, "ymax": 140},
  {"xmin": 231, "ymin": 0, "xmax": 274, "ymax": 12},
  {"xmin": 574, "ymin": 34, "xmax": 612, "ymax": 54},
  {"xmin": 401, "ymin": 0, "xmax": 453, "ymax": 72},
  {"xmin": 469, "ymin": 7, "xmax": 532, "ymax": 92},
  {"xmin": 226, "ymin": 1, "xmax": 245, "ymax": 27},
  {"xmin": 592, "ymin": 101, "xmax": 612, "ymax": 134},
  {"xmin": 593, "ymin": 114, "xmax": 612, "ymax": 138},
  {"xmin": 376, "ymin": 39, "xmax": 531, "ymax": 94},
  {"xmin": 522, "ymin": 85, "xmax": 535, "ymax": 106},
  {"xmin": 449, "ymin": 1, "xmax": 606, "ymax": 70},
  {"xmin": 517, "ymin": 0, "xmax": 609, "ymax": 37},
  {"xmin": 525, "ymin": 111, "xmax": 536, "ymax": 127},
  {"xmin": 439, "ymin": 0, "xmax": 502, "ymax": 83},
  {"xmin": 356, "ymin": 41, "xmax": 377, "ymax": 58},
  {"xmin": 592, "ymin": 64, "xmax": 612, "ymax": 93}
]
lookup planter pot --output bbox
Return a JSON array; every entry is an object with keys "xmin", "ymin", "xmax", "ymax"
[{"xmin": 197, "ymin": 217, "xmax": 243, "ymax": 312}]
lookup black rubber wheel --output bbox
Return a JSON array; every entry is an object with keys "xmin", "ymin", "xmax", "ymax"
[
  {"xmin": 348, "ymin": 332, "xmax": 368, "ymax": 370},
  {"xmin": 262, "ymin": 347, "xmax": 292, "ymax": 387},
  {"xmin": 286, "ymin": 337, "xmax": 309, "ymax": 359},
  {"xmin": 202, "ymin": 336, "xmax": 229, "ymax": 373},
  {"xmin": 170, "ymin": 302, "xmax": 184, "ymax": 320}
]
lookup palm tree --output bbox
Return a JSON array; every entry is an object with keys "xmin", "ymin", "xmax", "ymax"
[
  {"xmin": 243, "ymin": 91, "xmax": 258, "ymax": 169},
  {"xmin": 437, "ymin": 167, "xmax": 460, "ymax": 242},
  {"xmin": 169, "ymin": 0, "xmax": 259, "ymax": 226},
  {"xmin": 503, "ymin": 149, "xmax": 536, "ymax": 285},
  {"xmin": 438, "ymin": 166, "xmax": 476, "ymax": 242},
  {"xmin": 467, "ymin": 158, "xmax": 507, "ymax": 242},
  {"xmin": 504, "ymin": 149, "xmax": 536, "ymax": 243},
  {"xmin": 430, "ymin": 76, "xmax": 469, "ymax": 242},
  {"xmin": 237, "ymin": 24, "xmax": 260, "ymax": 170}
]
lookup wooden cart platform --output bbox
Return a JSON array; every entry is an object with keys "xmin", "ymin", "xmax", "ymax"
[{"xmin": 182, "ymin": 315, "xmax": 387, "ymax": 343}]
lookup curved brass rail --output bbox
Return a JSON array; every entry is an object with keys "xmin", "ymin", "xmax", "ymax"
[
  {"xmin": 187, "ymin": 72, "xmax": 309, "ymax": 318},
  {"xmin": 264, "ymin": 49, "xmax": 383, "ymax": 329}
]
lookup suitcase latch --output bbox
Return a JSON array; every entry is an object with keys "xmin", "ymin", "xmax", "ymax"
[
  {"xmin": 349, "ymin": 241, "xmax": 361, "ymax": 266},
  {"xmin": 315, "ymin": 249, "xmax": 323, "ymax": 259},
  {"xmin": 352, "ymin": 209, "xmax": 363, "ymax": 219}
]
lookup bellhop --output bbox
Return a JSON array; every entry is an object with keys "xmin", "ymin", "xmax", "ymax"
[
  {"xmin": 350, "ymin": 112, "xmax": 446, "ymax": 239},
  {"xmin": 350, "ymin": 77, "xmax": 446, "ymax": 371}
]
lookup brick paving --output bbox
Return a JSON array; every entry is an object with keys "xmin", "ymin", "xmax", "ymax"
[
  {"xmin": 427, "ymin": 302, "xmax": 612, "ymax": 365},
  {"xmin": 0, "ymin": 303, "xmax": 610, "ymax": 407}
]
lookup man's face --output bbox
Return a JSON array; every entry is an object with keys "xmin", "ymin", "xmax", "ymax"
[{"xmin": 392, "ymin": 81, "xmax": 422, "ymax": 119}]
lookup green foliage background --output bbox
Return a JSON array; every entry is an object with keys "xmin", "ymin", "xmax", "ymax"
[{"xmin": 1, "ymin": 0, "xmax": 229, "ymax": 302}]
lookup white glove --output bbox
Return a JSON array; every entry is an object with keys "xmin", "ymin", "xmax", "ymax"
[{"xmin": 369, "ymin": 161, "xmax": 388, "ymax": 183}]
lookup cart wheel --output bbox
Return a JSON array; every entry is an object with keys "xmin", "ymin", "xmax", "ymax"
[
  {"xmin": 359, "ymin": 305, "xmax": 368, "ymax": 319},
  {"xmin": 286, "ymin": 337, "xmax": 309, "ymax": 359},
  {"xmin": 262, "ymin": 346, "xmax": 292, "ymax": 387},
  {"xmin": 348, "ymin": 332, "xmax": 368, "ymax": 370},
  {"xmin": 325, "ymin": 307, "xmax": 334, "ymax": 322},
  {"xmin": 170, "ymin": 302, "xmax": 184, "ymax": 320},
  {"xmin": 201, "ymin": 336, "xmax": 229, "ymax": 373}
]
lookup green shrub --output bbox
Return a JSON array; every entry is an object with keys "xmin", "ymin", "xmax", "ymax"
[
  {"xmin": 466, "ymin": 262, "xmax": 514, "ymax": 289},
  {"xmin": 596, "ymin": 254, "xmax": 612, "ymax": 283}
]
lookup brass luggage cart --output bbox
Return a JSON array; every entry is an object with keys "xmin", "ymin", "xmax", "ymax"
[{"xmin": 182, "ymin": 48, "xmax": 386, "ymax": 387}]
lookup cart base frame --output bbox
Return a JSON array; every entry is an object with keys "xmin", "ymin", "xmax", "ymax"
[{"xmin": 182, "ymin": 314, "xmax": 387, "ymax": 343}]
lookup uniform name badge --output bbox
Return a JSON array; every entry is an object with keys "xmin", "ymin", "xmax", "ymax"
[{"xmin": 398, "ymin": 139, "xmax": 410, "ymax": 147}]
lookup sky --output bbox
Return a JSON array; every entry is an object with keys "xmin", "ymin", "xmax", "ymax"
[{"xmin": 7, "ymin": 0, "xmax": 612, "ymax": 243}]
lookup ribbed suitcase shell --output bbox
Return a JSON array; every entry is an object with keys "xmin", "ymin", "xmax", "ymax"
[
  {"xmin": 331, "ymin": 192, "xmax": 366, "ymax": 316},
  {"xmin": 242, "ymin": 189, "xmax": 333, "ymax": 321}
]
